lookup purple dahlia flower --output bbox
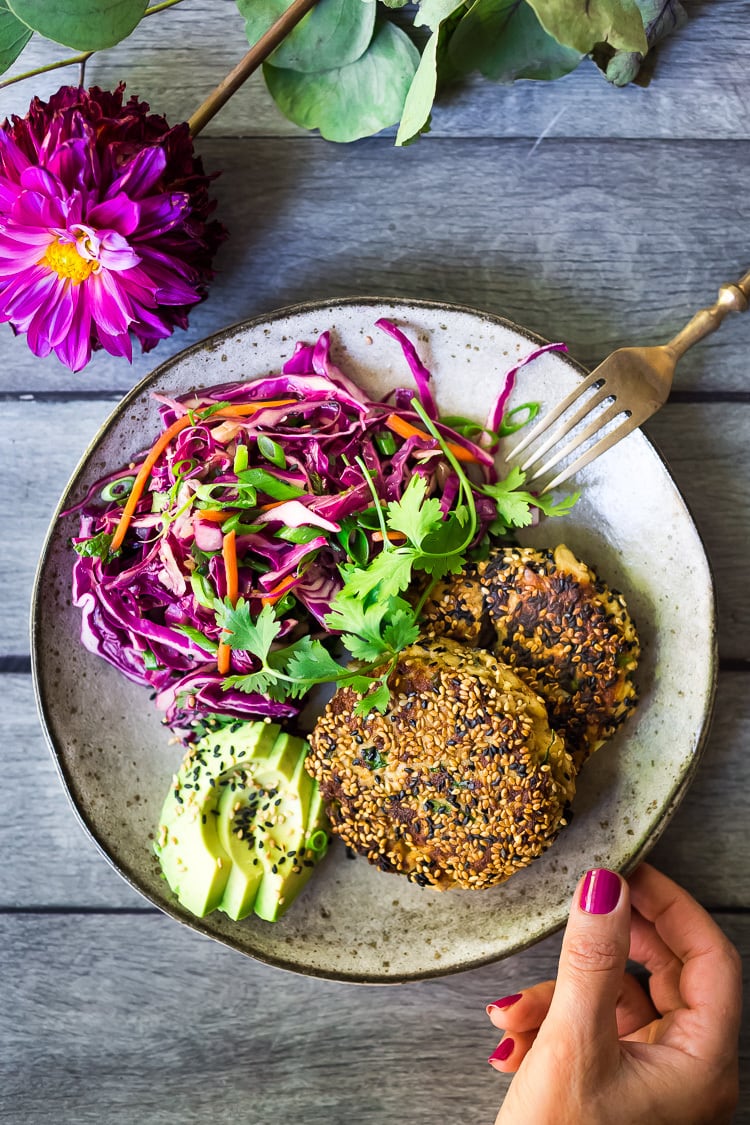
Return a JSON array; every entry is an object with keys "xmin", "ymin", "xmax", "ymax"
[{"xmin": 0, "ymin": 84, "xmax": 226, "ymax": 372}]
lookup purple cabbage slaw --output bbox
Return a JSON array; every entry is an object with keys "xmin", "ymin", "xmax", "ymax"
[{"xmin": 68, "ymin": 322, "xmax": 563, "ymax": 735}]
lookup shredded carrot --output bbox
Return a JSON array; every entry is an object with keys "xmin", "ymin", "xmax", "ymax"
[
  {"xmin": 384, "ymin": 413, "xmax": 479, "ymax": 464},
  {"xmin": 371, "ymin": 530, "xmax": 407, "ymax": 543},
  {"xmin": 217, "ymin": 528, "xmax": 239, "ymax": 675},
  {"xmin": 196, "ymin": 509, "xmax": 235, "ymax": 522},
  {"xmin": 109, "ymin": 398, "xmax": 296, "ymax": 552},
  {"xmin": 260, "ymin": 574, "xmax": 297, "ymax": 607}
]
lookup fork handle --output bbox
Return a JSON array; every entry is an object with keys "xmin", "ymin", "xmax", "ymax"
[{"xmin": 666, "ymin": 269, "xmax": 750, "ymax": 359}]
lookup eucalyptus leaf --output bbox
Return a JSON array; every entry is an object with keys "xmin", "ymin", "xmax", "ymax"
[
  {"xmin": 597, "ymin": 0, "xmax": 687, "ymax": 85},
  {"xmin": 449, "ymin": 0, "xmax": 583, "ymax": 83},
  {"xmin": 415, "ymin": 0, "xmax": 466, "ymax": 30},
  {"xmin": 264, "ymin": 20, "xmax": 419, "ymax": 143},
  {"xmin": 0, "ymin": 0, "xmax": 31, "ymax": 76},
  {"xmin": 396, "ymin": 3, "xmax": 465, "ymax": 146},
  {"xmin": 525, "ymin": 0, "xmax": 648, "ymax": 55},
  {"xmin": 7, "ymin": 0, "xmax": 147, "ymax": 50},
  {"xmin": 238, "ymin": 0, "xmax": 376, "ymax": 74}
]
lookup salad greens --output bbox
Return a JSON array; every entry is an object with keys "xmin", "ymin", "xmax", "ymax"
[{"xmin": 68, "ymin": 322, "xmax": 577, "ymax": 731}]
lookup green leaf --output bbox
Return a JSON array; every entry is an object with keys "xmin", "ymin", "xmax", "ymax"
[
  {"xmin": 174, "ymin": 625, "xmax": 219, "ymax": 655},
  {"xmin": 218, "ymin": 600, "xmax": 281, "ymax": 657},
  {"xmin": 533, "ymin": 489, "xmax": 580, "ymax": 517},
  {"xmin": 386, "ymin": 475, "xmax": 443, "ymax": 547},
  {"xmin": 449, "ymin": 0, "xmax": 583, "ymax": 83},
  {"xmin": 7, "ymin": 0, "xmax": 147, "ymax": 50},
  {"xmin": 524, "ymin": 0, "xmax": 648, "ymax": 54},
  {"xmin": 396, "ymin": 2, "xmax": 465, "ymax": 146},
  {"xmin": 595, "ymin": 0, "xmax": 687, "ymax": 86},
  {"xmin": 0, "ymin": 0, "xmax": 31, "ymax": 76},
  {"xmin": 224, "ymin": 669, "xmax": 278, "ymax": 697},
  {"xmin": 238, "ymin": 0, "xmax": 376, "ymax": 73},
  {"xmin": 264, "ymin": 20, "xmax": 420, "ymax": 143},
  {"xmin": 381, "ymin": 609, "xmax": 420, "ymax": 652},
  {"xmin": 283, "ymin": 635, "xmax": 344, "ymax": 682},
  {"xmin": 339, "ymin": 547, "xmax": 417, "ymax": 601},
  {"xmin": 72, "ymin": 531, "xmax": 116, "ymax": 559},
  {"xmin": 416, "ymin": 0, "xmax": 467, "ymax": 31},
  {"xmin": 354, "ymin": 679, "xmax": 391, "ymax": 716}
]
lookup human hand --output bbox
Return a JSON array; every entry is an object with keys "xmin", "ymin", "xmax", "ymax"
[{"xmin": 487, "ymin": 863, "xmax": 741, "ymax": 1125}]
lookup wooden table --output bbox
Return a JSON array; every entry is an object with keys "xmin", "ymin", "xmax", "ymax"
[{"xmin": 2, "ymin": 2, "xmax": 748, "ymax": 1120}]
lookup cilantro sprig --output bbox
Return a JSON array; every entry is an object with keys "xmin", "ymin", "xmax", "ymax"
[{"xmin": 217, "ymin": 397, "xmax": 577, "ymax": 717}]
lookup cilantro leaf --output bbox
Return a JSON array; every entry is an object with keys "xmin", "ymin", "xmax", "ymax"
[
  {"xmin": 223, "ymin": 669, "xmax": 278, "ymax": 697},
  {"xmin": 534, "ymin": 490, "xmax": 581, "ymax": 518},
  {"xmin": 381, "ymin": 608, "xmax": 420, "ymax": 652},
  {"xmin": 217, "ymin": 600, "xmax": 281, "ymax": 657},
  {"xmin": 386, "ymin": 473, "xmax": 443, "ymax": 548},
  {"xmin": 481, "ymin": 467, "xmax": 535, "ymax": 529},
  {"xmin": 480, "ymin": 466, "xmax": 579, "ymax": 530},
  {"xmin": 72, "ymin": 531, "xmax": 117, "ymax": 559},
  {"xmin": 340, "ymin": 547, "xmax": 417, "ymax": 600},
  {"xmin": 354, "ymin": 679, "xmax": 391, "ymax": 717},
  {"xmin": 283, "ymin": 636, "xmax": 344, "ymax": 683}
]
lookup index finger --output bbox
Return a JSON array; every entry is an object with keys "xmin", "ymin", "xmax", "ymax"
[{"xmin": 628, "ymin": 864, "xmax": 742, "ymax": 1053}]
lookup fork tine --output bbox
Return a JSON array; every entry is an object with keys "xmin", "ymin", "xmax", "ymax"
[
  {"xmin": 538, "ymin": 413, "xmax": 645, "ymax": 493},
  {"xmin": 527, "ymin": 399, "xmax": 625, "ymax": 482},
  {"xmin": 504, "ymin": 370, "xmax": 603, "ymax": 462},
  {"xmin": 517, "ymin": 384, "xmax": 612, "ymax": 473}
]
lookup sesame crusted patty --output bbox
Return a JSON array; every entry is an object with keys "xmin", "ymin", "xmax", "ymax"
[
  {"xmin": 306, "ymin": 638, "xmax": 575, "ymax": 890},
  {"xmin": 421, "ymin": 545, "xmax": 640, "ymax": 772}
]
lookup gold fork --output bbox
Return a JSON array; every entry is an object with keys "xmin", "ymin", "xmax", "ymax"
[{"xmin": 507, "ymin": 269, "xmax": 750, "ymax": 493}]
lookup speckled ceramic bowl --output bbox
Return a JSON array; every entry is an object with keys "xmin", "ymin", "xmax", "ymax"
[{"xmin": 32, "ymin": 298, "xmax": 716, "ymax": 983}]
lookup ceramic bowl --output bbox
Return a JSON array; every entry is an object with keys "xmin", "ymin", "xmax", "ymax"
[{"xmin": 32, "ymin": 297, "xmax": 716, "ymax": 983}]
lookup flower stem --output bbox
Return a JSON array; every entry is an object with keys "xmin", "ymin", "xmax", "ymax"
[
  {"xmin": 187, "ymin": 0, "xmax": 318, "ymax": 137},
  {"xmin": 0, "ymin": 52, "xmax": 92, "ymax": 90}
]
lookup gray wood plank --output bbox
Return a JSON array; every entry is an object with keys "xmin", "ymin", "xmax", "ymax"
[
  {"xmin": 1, "ymin": 136, "xmax": 748, "ymax": 395},
  {"xmin": 3, "ymin": 400, "xmax": 748, "ymax": 659},
  {"xmin": 1, "ymin": 0, "xmax": 747, "ymax": 141},
  {"xmin": 1, "ymin": 910, "xmax": 749, "ymax": 1125},
  {"xmin": 4, "ymin": 670, "xmax": 749, "ymax": 910}
]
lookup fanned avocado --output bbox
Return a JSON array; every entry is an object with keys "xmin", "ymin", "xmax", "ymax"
[{"xmin": 154, "ymin": 722, "xmax": 329, "ymax": 922}]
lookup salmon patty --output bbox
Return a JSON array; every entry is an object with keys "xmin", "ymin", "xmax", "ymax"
[
  {"xmin": 306, "ymin": 638, "xmax": 575, "ymax": 890},
  {"xmin": 421, "ymin": 545, "xmax": 640, "ymax": 772}
]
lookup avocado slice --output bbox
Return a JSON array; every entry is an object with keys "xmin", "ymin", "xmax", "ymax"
[
  {"xmin": 155, "ymin": 721, "xmax": 330, "ymax": 923},
  {"xmin": 154, "ymin": 721, "xmax": 280, "ymax": 917},
  {"xmin": 218, "ymin": 731, "xmax": 328, "ymax": 922}
]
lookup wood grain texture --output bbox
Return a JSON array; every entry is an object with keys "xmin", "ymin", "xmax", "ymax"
[
  {"xmin": 1, "ymin": 0, "xmax": 748, "ymax": 142},
  {"xmin": 3, "ymin": 399, "xmax": 748, "ymax": 658},
  {"xmin": 4, "ymin": 669, "xmax": 749, "ymax": 910},
  {"xmin": 2, "ymin": 910, "xmax": 749, "ymax": 1125},
  {"xmin": 1, "ymin": 135, "xmax": 748, "ymax": 395}
]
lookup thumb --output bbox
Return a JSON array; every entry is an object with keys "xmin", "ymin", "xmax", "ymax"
[{"xmin": 543, "ymin": 868, "xmax": 630, "ymax": 1055}]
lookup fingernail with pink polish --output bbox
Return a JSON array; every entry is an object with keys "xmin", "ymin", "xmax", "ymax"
[
  {"xmin": 580, "ymin": 868, "xmax": 621, "ymax": 915},
  {"xmin": 488, "ymin": 1038, "xmax": 515, "ymax": 1064},
  {"xmin": 486, "ymin": 993, "xmax": 522, "ymax": 1015}
]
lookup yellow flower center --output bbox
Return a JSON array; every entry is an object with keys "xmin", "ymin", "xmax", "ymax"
[{"xmin": 41, "ymin": 239, "xmax": 96, "ymax": 284}]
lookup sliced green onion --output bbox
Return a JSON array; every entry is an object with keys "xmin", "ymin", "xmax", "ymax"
[
  {"xmin": 236, "ymin": 468, "xmax": 304, "ymax": 501},
  {"xmin": 274, "ymin": 592, "xmax": 297, "ymax": 615},
  {"xmin": 190, "ymin": 571, "xmax": 217, "ymax": 610},
  {"xmin": 142, "ymin": 649, "xmax": 161, "ymax": 671},
  {"xmin": 101, "ymin": 476, "xmax": 135, "ymax": 503},
  {"xmin": 374, "ymin": 431, "xmax": 397, "ymax": 457},
  {"xmin": 233, "ymin": 444, "xmax": 249, "ymax": 474},
  {"xmin": 257, "ymin": 434, "xmax": 286, "ymax": 469},
  {"xmin": 221, "ymin": 517, "xmax": 263, "ymax": 536},
  {"xmin": 175, "ymin": 623, "xmax": 219, "ymax": 655},
  {"xmin": 172, "ymin": 459, "xmax": 196, "ymax": 477},
  {"xmin": 497, "ymin": 401, "xmax": 540, "ymax": 438},
  {"xmin": 277, "ymin": 525, "xmax": 324, "ymax": 544},
  {"xmin": 306, "ymin": 829, "xmax": 328, "ymax": 854}
]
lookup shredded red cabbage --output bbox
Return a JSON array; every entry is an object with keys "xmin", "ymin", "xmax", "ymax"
[{"xmin": 67, "ymin": 325, "xmax": 561, "ymax": 733}]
